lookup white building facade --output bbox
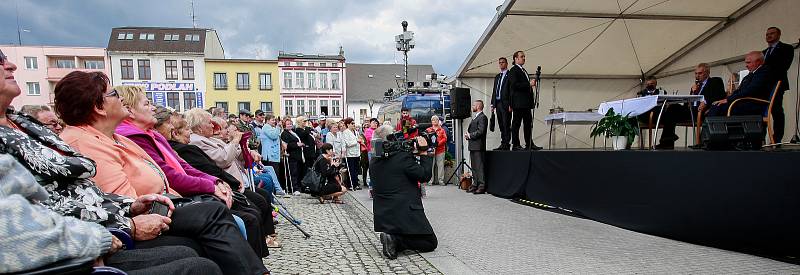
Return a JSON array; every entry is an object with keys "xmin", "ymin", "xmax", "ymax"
[
  {"xmin": 107, "ymin": 27, "xmax": 224, "ymax": 111},
  {"xmin": 278, "ymin": 51, "xmax": 347, "ymax": 120}
]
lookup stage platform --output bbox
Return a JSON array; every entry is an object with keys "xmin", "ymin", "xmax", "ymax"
[{"xmin": 485, "ymin": 149, "xmax": 800, "ymax": 261}]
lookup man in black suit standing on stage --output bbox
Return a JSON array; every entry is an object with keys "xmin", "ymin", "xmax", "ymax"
[
  {"xmin": 490, "ymin": 57, "xmax": 512, "ymax": 150},
  {"xmin": 507, "ymin": 50, "xmax": 542, "ymax": 151},
  {"xmin": 656, "ymin": 63, "xmax": 726, "ymax": 149},
  {"xmin": 465, "ymin": 100, "xmax": 488, "ymax": 194},
  {"xmin": 762, "ymin": 27, "xmax": 794, "ymax": 142}
]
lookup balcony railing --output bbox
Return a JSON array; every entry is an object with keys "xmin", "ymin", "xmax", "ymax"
[
  {"xmin": 259, "ymin": 85, "xmax": 272, "ymax": 90},
  {"xmin": 237, "ymin": 85, "xmax": 251, "ymax": 90},
  {"xmin": 46, "ymin": 67, "xmax": 105, "ymax": 80}
]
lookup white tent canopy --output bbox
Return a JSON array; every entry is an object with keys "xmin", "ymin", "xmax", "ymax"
[{"xmin": 455, "ymin": 0, "xmax": 799, "ymax": 150}]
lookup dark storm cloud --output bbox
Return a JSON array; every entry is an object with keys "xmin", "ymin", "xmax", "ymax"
[{"xmin": 0, "ymin": 0, "xmax": 501, "ymax": 75}]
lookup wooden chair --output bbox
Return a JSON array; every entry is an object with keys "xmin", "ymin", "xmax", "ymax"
[{"xmin": 725, "ymin": 80, "xmax": 782, "ymax": 145}]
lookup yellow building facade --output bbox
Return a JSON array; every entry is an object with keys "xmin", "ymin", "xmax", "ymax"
[{"xmin": 204, "ymin": 59, "xmax": 280, "ymax": 115}]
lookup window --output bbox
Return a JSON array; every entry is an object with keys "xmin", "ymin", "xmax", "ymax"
[
  {"xmin": 259, "ymin": 73, "xmax": 272, "ymax": 90},
  {"xmin": 283, "ymin": 72, "xmax": 292, "ymax": 89},
  {"xmin": 260, "ymin": 102, "xmax": 273, "ymax": 114},
  {"xmin": 26, "ymin": 82, "xmax": 40, "ymax": 96},
  {"xmin": 309, "ymin": 99, "xmax": 317, "ymax": 116},
  {"xmin": 308, "ymin": 62, "xmax": 315, "ymax": 67},
  {"xmin": 332, "ymin": 100, "xmax": 340, "ymax": 116},
  {"xmin": 360, "ymin": 109, "xmax": 368, "ymax": 120},
  {"xmin": 236, "ymin": 73, "xmax": 250, "ymax": 90},
  {"xmin": 118, "ymin": 33, "xmax": 126, "ymax": 40},
  {"xmin": 319, "ymin": 73, "xmax": 328, "ymax": 89},
  {"xmin": 295, "ymin": 62, "xmax": 303, "ymax": 66},
  {"xmin": 145, "ymin": 92, "xmax": 153, "ymax": 103},
  {"xmin": 120, "ymin": 59, "xmax": 134, "ymax": 80},
  {"xmin": 297, "ymin": 100, "xmax": 305, "ymax": 115},
  {"xmin": 214, "ymin": 73, "xmax": 228, "ymax": 89},
  {"xmin": 137, "ymin": 59, "xmax": 151, "ymax": 80},
  {"xmin": 166, "ymin": 92, "xmax": 180, "ymax": 110},
  {"xmin": 118, "ymin": 33, "xmax": 133, "ymax": 40},
  {"xmin": 139, "ymin": 33, "xmax": 147, "ymax": 40},
  {"xmin": 165, "ymin": 60, "xmax": 178, "ymax": 80},
  {"xmin": 307, "ymin": 73, "xmax": 316, "ymax": 89},
  {"xmin": 56, "ymin": 59, "xmax": 75, "ymax": 68},
  {"xmin": 164, "ymin": 34, "xmax": 171, "ymax": 41},
  {"xmin": 192, "ymin": 34, "xmax": 200, "ymax": 41},
  {"xmin": 320, "ymin": 63, "xmax": 326, "ymax": 67},
  {"xmin": 331, "ymin": 73, "xmax": 340, "ymax": 90},
  {"xmin": 238, "ymin": 102, "xmax": 251, "ymax": 112},
  {"xmin": 164, "ymin": 34, "xmax": 180, "ymax": 41},
  {"xmin": 183, "ymin": 92, "xmax": 197, "ymax": 110},
  {"xmin": 185, "ymin": 34, "xmax": 193, "ymax": 41},
  {"xmin": 181, "ymin": 60, "xmax": 194, "ymax": 80},
  {"xmin": 126, "ymin": 33, "xmax": 134, "ymax": 40},
  {"xmin": 24, "ymin": 57, "xmax": 37, "ymax": 70},
  {"xmin": 284, "ymin": 100, "xmax": 293, "ymax": 116},
  {"xmin": 282, "ymin": 62, "xmax": 290, "ymax": 66},
  {"xmin": 295, "ymin": 72, "xmax": 304, "ymax": 89},
  {"xmin": 85, "ymin": 60, "xmax": 105, "ymax": 69},
  {"xmin": 215, "ymin": 102, "xmax": 229, "ymax": 113},
  {"xmin": 320, "ymin": 100, "xmax": 329, "ymax": 116},
  {"xmin": 147, "ymin": 34, "xmax": 155, "ymax": 40}
]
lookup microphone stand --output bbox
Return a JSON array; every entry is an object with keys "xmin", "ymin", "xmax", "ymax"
[
  {"xmin": 531, "ymin": 66, "xmax": 542, "ymax": 147},
  {"xmin": 790, "ymin": 38, "xmax": 800, "ymax": 144}
]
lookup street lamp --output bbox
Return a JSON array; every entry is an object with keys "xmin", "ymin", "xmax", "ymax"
[{"xmin": 395, "ymin": 21, "xmax": 415, "ymax": 94}]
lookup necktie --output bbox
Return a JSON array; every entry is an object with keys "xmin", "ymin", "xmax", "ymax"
[
  {"xmin": 496, "ymin": 73, "xmax": 504, "ymax": 100},
  {"xmin": 766, "ymin": 46, "xmax": 774, "ymax": 58}
]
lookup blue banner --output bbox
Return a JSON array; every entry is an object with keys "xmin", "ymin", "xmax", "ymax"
[
  {"xmin": 152, "ymin": 92, "xmax": 167, "ymax": 107},
  {"xmin": 121, "ymin": 82, "xmax": 196, "ymax": 91},
  {"xmin": 195, "ymin": 92, "xmax": 204, "ymax": 108}
]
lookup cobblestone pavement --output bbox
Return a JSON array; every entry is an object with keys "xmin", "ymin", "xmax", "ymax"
[
  {"xmin": 263, "ymin": 193, "xmax": 441, "ymax": 275},
  {"xmin": 352, "ymin": 185, "xmax": 800, "ymax": 275}
]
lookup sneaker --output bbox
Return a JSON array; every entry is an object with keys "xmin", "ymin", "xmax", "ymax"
[{"xmin": 292, "ymin": 191, "xmax": 301, "ymax": 196}]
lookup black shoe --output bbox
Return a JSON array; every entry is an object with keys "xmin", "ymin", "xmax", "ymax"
[
  {"xmin": 527, "ymin": 144, "xmax": 543, "ymax": 151},
  {"xmin": 473, "ymin": 187, "xmax": 486, "ymax": 194},
  {"xmin": 493, "ymin": 145, "xmax": 510, "ymax": 151},
  {"xmin": 467, "ymin": 186, "xmax": 477, "ymax": 193},
  {"xmin": 511, "ymin": 146, "xmax": 525, "ymax": 151},
  {"xmin": 655, "ymin": 143, "xmax": 674, "ymax": 150},
  {"xmin": 380, "ymin": 233, "xmax": 398, "ymax": 259}
]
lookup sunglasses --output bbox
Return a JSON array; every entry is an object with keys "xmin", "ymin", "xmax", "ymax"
[{"xmin": 105, "ymin": 89, "xmax": 119, "ymax": 98}]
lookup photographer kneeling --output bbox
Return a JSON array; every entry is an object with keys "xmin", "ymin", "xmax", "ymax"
[{"xmin": 370, "ymin": 125, "xmax": 438, "ymax": 259}]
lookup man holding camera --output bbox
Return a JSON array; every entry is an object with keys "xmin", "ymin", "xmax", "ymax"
[{"xmin": 370, "ymin": 125, "xmax": 437, "ymax": 259}]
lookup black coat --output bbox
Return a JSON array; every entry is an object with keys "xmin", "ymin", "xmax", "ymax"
[
  {"xmin": 728, "ymin": 64, "xmax": 777, "ymax": 102},
  {"xmin": 763, "ymin": 41, "xmax": 794, "ymax": 92},
  {"xmin": 490, "ymin": 71, "xmax": 511, "ymax": 108},
  {"xmin": 294, "ymin": 127, "xmax": 317, "ymax": 164},
  {"xmin": 370, "ymin": 152, "xmax": 434, "ymax": 235},
  {"xmin": 168, "ymin": 140, "xmax": 242, "ymax": 190},
  {"xmin": 697, "ymin": 77, "xmax": 726, "ymax": 106},
  {"xmin": 467, "ymin": 112, "xmax": 488, "ymax": 151},
  {"xmin": 281, "ymin": 130, "xmax": 304, "ymax": 162},
  {"xmin": 507, "ymin": 65, "xmax": 534, "ymax": 109}
]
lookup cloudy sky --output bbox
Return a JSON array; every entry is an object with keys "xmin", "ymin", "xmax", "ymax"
[{"xmin": 0, "ymin": 0, "xmax": 502, "ymax": 76}]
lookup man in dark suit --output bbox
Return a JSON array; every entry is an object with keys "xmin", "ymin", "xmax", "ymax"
[
  {"xmin": 371, "ymin": 125, "xmax": 437, "ymax": 259},
  {"xmin": 465, "ymin": 100, "xmax": 488, "ymax": 194},
  {"xmin": 656, "ymin": 63, "xmax": 726, "ymax": 149},
  {"xmin": 762, "ymin": 27, "xmax": 794, "ymax": 142},
  {"xmin": 490, "ymin": 57, "xmax": 512, "ymax": 150},
  {"xmin": 708, "ymin": 51, "xmax": 777, "ymax": 116},
  {"xmin": 507, "ymin": 51, "xmax": 542, "ymax": 151}
]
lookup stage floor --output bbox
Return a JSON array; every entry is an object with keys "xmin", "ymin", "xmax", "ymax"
[{"xmin": 485, "ymin": 149, "xmax": 800, "ymax": 261}]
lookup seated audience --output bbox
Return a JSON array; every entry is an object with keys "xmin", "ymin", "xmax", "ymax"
[
  {"xmin": 20, "ymin": 104, "xmax": 63, "ymax": 134},
  {"xmin": 708, "ymin": 51, "xmax": 778, "ymax": 117}
]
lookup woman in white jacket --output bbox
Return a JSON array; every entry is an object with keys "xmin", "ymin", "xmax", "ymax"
[
  {"xmin": 340, "ymin": 117, "xmax": 361, "ymax": 190},
  {"xmin": 325, "ymin": 119, "xmax": 343, "ymax": 159}
]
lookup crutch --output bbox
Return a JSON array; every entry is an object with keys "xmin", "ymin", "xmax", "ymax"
[{"xmin": 271, "ymin": 195, "xmax": 311, "ymax": 239}]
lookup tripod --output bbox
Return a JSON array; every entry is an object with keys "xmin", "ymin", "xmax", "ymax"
[{"xmin": 446, "ymin": 118, "xmax": 476, "ymax": 185}]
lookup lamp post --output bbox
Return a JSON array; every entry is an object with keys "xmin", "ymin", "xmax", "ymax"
[{"xmin": 395, "ymin": 21, "xmax": 414, "ymax": 95}]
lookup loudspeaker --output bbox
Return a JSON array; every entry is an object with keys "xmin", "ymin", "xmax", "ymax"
[
  {"xmin": 450, "ymin": 87, "xmax": 471, "ymax": 119},
  {"xmin": 701, "ymin": 116, "xmax": 764, "ymax": 150}
]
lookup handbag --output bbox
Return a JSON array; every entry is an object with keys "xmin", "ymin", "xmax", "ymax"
[{"xmin": 301, "ymin": 158, "xmax": 325, "ymax": 194}]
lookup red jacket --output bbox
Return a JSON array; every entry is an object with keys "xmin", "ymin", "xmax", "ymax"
[
  {"xmin": 426, "ymin": 126, "xmax": 447, "ymax": 154},
  {"xmin": 395, "ymin": 117, "xmax": 418, "ymax": 139}
]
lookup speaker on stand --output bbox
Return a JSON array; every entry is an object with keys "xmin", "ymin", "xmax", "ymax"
[{"xmin": 445, "ymin": 87, "xmax": 476, "ymax": 186}]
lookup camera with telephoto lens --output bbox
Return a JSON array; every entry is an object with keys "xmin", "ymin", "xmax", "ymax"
[{"xmin": 374, "ymin": 129, "xmax": 436, "ymax": 158}]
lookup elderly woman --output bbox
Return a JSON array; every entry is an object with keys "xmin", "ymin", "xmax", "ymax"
[
  {"xmin": 325, "ymin": 119, "xmax": 342, "ymax": 159},
  {"xmin": 425, "ymin": 115, "xmax": 448, "ymax": 185},
  {"xmin": 280, "ymin": 118, "xmax": 304, "ymax": 195},
  {"xmin": 184, "ymin": 108, "xmax": 249, "ymax": 187},
  {"xmin": 340, "ymin": 118, "xmax": 361, "ymax": 190},
  {"xmin": 20, "ymin": 104, "xmax": 64, "ymax": 134},
  {"xmin": 162, "ymin": 108, "xmax": 280, "ymax": 252},
  {"xmin": 0, "ymin": 67, "xmax": 267, "ymax": 273},
  {"xmin": 293, "ymin": 116, "xmax": 317, "ymax": 181},
  {"xmin": 258, "ymin": 114, "xmax": 281, "ymax": 173}
]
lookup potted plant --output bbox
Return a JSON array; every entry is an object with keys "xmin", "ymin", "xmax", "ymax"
[{"xmin": 590, "ymin": 108, "xmax": 638, "ymax": 150}]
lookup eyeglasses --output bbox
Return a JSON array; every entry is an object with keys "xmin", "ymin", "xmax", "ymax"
[
  {"xmin": 105, "ymin": 89, "xmax": 119, "ymax": 98},
  {"xmin": 0, "ymin": 51, "xmax": 7, "ymax": 66}
]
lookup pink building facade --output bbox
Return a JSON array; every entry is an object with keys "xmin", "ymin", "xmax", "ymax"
[{"xmin": 0, "ymin": 45, "xmax": 110, "ymax": 109}]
